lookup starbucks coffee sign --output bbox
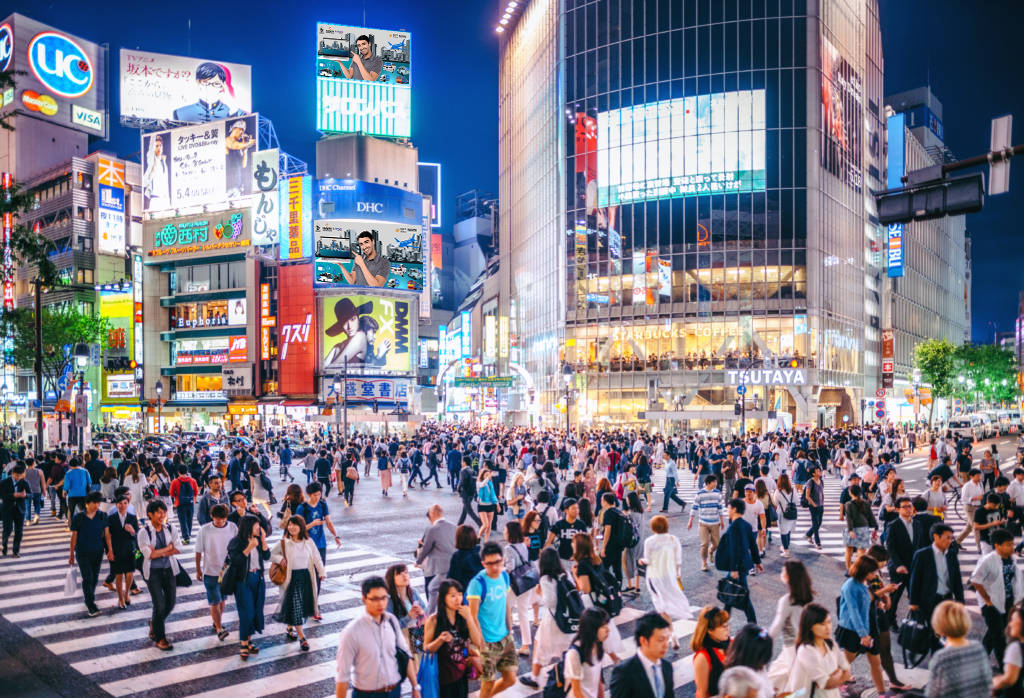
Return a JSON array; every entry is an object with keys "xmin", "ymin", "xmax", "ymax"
[{"xmin": 726, "ymin": 368, "xmax": 806, "ymax": 386}]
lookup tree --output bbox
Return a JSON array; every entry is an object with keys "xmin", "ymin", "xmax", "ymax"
[
  {"xmin": 0, "ymin": 305, "xmax": 109, "ymax": 396},
  {"xmin": 914, "ymin": 338, "xmax": 957, "ymax": 425},
  {"xmin": 952, "ymin": 344, "xmax": 1018, "ymax": 407}
]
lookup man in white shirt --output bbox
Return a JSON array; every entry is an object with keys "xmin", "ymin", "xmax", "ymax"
[
  {"xmin": 957, "ymin": 468, "xmax": 986, "ymax": 551},
  {"xmin": 970, "ymin": 528, "xmax": 1024, "ymax": 662},
  {"xmin": 194, "ymin": 504, "xmax": 237, "ymax": 640}
]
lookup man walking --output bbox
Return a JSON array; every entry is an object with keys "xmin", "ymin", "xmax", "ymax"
[
  {"xmin": 68, "ymin": 491, "xmax": 111, "ymax": 616},
  {"xmin": 21, "ymin": 458, "xmax": 45, "ymax": 525},
  {"xmin": 970, "ymin": 528, "xmax": 1024, "ymax": 664},
  {"xmin": 415, "ymin": 504, "xmax": 455, "ymax": 600},
  {"xmin": 609, "ymin": 613, "xmax": 674, "ymax": 698},
  {"xmin": 457, "ymin": 457, "xmax": 481, "ymax": 527},
  {"xmin": 195, "ymin": 503, "xmax": 236, "ymax": 641},
  {"xmin": 659, "ymin": 456, "xmax": 687, "ymax": 513},
  {"xmin": 1, "ymin": 463, "xmax": 30, "ymax": 556},
  {"xmin": 63, "ymin": 457, "xmax": 92, "ymax": 520},
  {"xmin": 335, "ymin": 576, "xmax": 421, "ymax": 698},
  {"xmin": 909, "ymin": 523, "xmax": 964, "ymax": 628},
  {"xmin": 687, "ymin": 474, "xmax": 725, "ymax": 571},
  {"xmin": 468, "ymin": 542, "xmax": 517, "ymax": 698},
  {"xmin": 169, "ymin": 465, "xmax": 200, "ymax": 543},
  {"xmin": 196, "ymin": 473, "xmax": 230, "ymax": 526},
  {"xmin": 718, "ymin": 498, "xmax": 762, "ymax": 623}
]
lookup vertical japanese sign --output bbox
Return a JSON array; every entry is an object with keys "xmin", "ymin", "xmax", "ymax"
[
  {"xmin": 886, "ymin": 112, "xmax": 906, "ymax": 278},
  {"xmin": 461, "ymin": 311, "xmax": 471, "ymax": 359},
  {"xmin": 280, "ymin": 175, "xmax": 311, "ymax": 258},
  {"xmin": 498, "ymin": 316, "xmax": 509, "ymax": 359},
  {"xmin": 881, "ymin": 328, "xmax": 895, "ymax": 390},
  {"xmin": 260, "ymin": 282, "xmax": 275, "ymax": 360},
  {"xmin": 2, "ymin": 172, "xmax": 12, "ymax": 311},
  {"xmin": 96, "ymin": 157, "xmax": 126, "ymax": 255},
  {"xmin": 133, "ymin": 253, "xmax": 144, "ymax": 386},
  {"xmin": 279, "ymin": 265, "xmax": 316, "ymax": 395},
  {"xmin": 250, "ymin": 149, "xmax": 278, "ymax": 246}
]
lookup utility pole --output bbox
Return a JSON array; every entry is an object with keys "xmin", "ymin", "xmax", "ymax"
[{"xmin": 34, "ymin": 280, "xmax": 42, "ymax": 455}]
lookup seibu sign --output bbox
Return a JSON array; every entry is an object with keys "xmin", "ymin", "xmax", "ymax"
[{"xmin": 726, "ymin": 368, "xmax": 806, "ymax": 386}]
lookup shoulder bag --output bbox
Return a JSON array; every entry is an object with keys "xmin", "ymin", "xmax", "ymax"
[
  {"xmin": 508, "ymin": 545, "xmax": 539, "ymax": 595},
  {"xmin": 269, "ymin": 540, "xmax": 288, "ymax": 585}
]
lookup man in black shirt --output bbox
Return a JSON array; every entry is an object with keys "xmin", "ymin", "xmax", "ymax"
[
  {"xmin": 85, "ymin": 449, "xmax": 106, "ymax": 489},
  {"xmin": 1, "ymin": 463, "xmax": 30, "ymax": 556},
  {"xmin": 546, "ymin": 498, "xmax": 588, "ymax": 567},
  {"xmin": 314, "ymin": 450, "xmax": 333, "ymax": 496}
]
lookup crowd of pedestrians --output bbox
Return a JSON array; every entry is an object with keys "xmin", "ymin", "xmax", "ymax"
[{"xmin": 2, "ymin": 421, "xmax": 1024, "ymax": 697}]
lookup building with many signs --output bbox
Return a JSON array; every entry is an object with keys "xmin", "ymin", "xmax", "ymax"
[{"xmin": 495, "ymin": 0, "xmax": 899, "ymax": 430}]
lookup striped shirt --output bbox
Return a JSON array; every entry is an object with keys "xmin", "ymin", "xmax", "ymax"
[{"xmin": 693, "ymin": 488, "xmax": 724, "ymax": 526}]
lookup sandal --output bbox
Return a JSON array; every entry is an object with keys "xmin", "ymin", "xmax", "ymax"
[
  {"xmin": 286, "ymin": 629, "xmax": 298, "ymax": 641},
  {"xmin": 155, "ymin": 639, "xmax": 173, "ymax": 651},
  {"xmin": 217, "ymin": 628, "xmax": 230, "ymax": 641},
  {"xmin": 300, "ymin": 639, "xmax": 310, "ymax": 651},
  {"xmin": 246, "ymin": 643, "xmax": 260, "ymax": 654},
  {"xmin": 240, "ymin": 645, "xmax": 249, "ymax": 661}
]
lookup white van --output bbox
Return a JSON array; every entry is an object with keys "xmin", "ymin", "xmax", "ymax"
[
  {"xmin": 948, "ymin": 418, "xmax": 976, "ymax": 441},
  {"xmin": 974, "ymin": 413, "xmax": 996, "ymax": 440},
  {"xmin": 997, "ymin": 410, "xmax": 1022, "ymax": 435}
]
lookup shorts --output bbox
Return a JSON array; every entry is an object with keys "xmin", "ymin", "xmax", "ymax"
[
  {"xmin": 845, "ymin": 526, "xmax": 873, "ymax": 549},
  {"xmin": 478, "ymin": 503, "xmax": 498, "ymax": 514},
  {"xmin": 203, "ymin": 574, "xmax": 222, "ymax": 605},
  {"xmin": 640, "ymin": 482, "xmax": 652, "ymax": 497},
  {"xmin": 478, "ymin": 635, "xmax": 517, "ymax": 681},
  {"xmin": 835, "ymin": 624, "xmax": 878, "ymax": 655}
]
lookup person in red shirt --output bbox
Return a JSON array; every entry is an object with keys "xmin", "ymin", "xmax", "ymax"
[{"xmin": 168, "ymin": 466, "xmax": 201, "ymax": 544}]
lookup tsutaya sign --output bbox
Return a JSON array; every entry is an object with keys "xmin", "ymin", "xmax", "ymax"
[{"xmin": 726, "ymin": 368, "xmax": 806, "ymax": 386}]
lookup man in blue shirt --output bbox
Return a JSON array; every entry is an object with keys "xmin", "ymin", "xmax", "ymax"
[
  {"xmin": 467, "ymin": 542, "xmax": 515, "ymax": 698},
  {"xmin": 63, "ymin": 458, "xmax": 92, "ymax": 520},
  {"xmin": 296, "ymin": 482, "xmax": 341, "ymax": 570}
]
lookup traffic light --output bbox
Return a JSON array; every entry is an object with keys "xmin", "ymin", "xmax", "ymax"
[
  {"xmin": 877, "ymin": 173, "xmax": 984, "ymax": 225},
  {"xmin": 734, "ymin": 402, "xmax": 742, "ymax": 416}
]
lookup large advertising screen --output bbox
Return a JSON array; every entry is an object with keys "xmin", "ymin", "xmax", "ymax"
[
  {"xmin": 119, "ymin": 49, "xmax": 252, "ymax": 128},
  {"xmin": 595, "ymin": 90, "xmax": 766, "ymax": 207},
  {"xmin": 314, "ymin": 220, "xmax": 423, "ymax": 292},
  {"xmin": 96, "ymin": 157, "xmax": 126, "ymax": 255},
  {"xmin": 278, "ymin": 265, "xmax": 317, "ymax": 395},
  {"xmin": 316, "ymin": 23, "xmax": 411, "ymax": 138},
  {"xmin": 4, "ymin": 14, "xmax": 107, "ymax": 137},
  {"xmin": 820, "ymin": 37, "xmax": 863, "ymax": 192},
  {"xmin": 143, "ymin": 208, "xmax": 251, "ymax": 260},
  {"xmin": 174, "ymin": 336, "xmax": 247, "ymax": 365},
  {"xmin": 322, "ymin": 293, "xmax": 413, "ymax": 375},
  {"xmin": 141, "ymin": 113, "xmax": 258, "ymax": 212}
]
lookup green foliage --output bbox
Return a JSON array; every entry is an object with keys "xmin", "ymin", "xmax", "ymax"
[
  {"xmin": 0, "ymin": 305, "xmax": 109, "ymax": 394},
  {"xmin": 914, "ymin": 339, "xmax": 957, "ymax": 398},
  {"xmin": 952, "ymin": 343, "xmax": 1018, "ymax": 405}
]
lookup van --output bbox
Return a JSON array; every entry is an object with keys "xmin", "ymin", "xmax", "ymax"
[
  {"xmin": 997, "ymin": 410, "xmax": 1021, "ymax": 435},
  {"xmin": 948, "ymin": 418, "xmax": 975, "ymax": 441},
  {"xmin": 973, "ymin": 413, "xmax": 995, "ymax": 440}
]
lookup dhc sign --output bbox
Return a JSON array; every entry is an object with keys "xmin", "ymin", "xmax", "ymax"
[
  {"xmin": 887, "ymin": 223, "xmax": 904, "ymax": 278},
  {"xmin": 28, "ymin": 31, "xmax": 93, "ymax": 98}
]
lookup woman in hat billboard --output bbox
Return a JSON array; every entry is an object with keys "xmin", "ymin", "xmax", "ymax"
[{"xmin": 323, "ymin": 298, "xmax": 392, "ymax": 369}]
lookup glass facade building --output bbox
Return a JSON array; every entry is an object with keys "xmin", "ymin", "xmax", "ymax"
[{"xmin": 499, "ymin": 0, "xmax": 892, "ymax": 430}]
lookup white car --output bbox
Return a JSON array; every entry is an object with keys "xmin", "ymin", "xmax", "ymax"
[{"xmin": 383, "ymin": 64, "xmax": 395, "ymax": 73}]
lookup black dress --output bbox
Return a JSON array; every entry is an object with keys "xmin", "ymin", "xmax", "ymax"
[{"xmin": 107, "ymin": 512, "xmax": 139, "ymax": 575}]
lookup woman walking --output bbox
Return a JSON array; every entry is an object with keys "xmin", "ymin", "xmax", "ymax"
[
  {"xmin": 385, "ymin": 563, "xmax": 427, "ymax": 675},
  {"xmin": 506, "ymin": 472, "xmax": 526, "ymax": 520},
  {"xmin": 378, "ymin": 448, "xmax": 393, "ymax": 496},
  {"xmin": 227, "ymin": 515, "xmax": 269, "ymax": 659},
  {"xmin": 446, "ymin": 525, "xmax": 483, "ymax": 590},
  {"xmin": 277, "ymin": 484, "xmax": 304, "ymax": 530},
  {"xmin": 107, "ymin": 493, "xmax": 138, "ymax": 609},
  {"xmin": 692, "ymin": 605, "xmax": 732, "ymax": 698},
  {"xmin": 270, "ymin": 515, "xmax": 325, "ymax": 652},
  {"xmin": 341, "ymin": 454, "xmax": 359, "ymax": 506},
  {"xmin": 773, "ymin": 473, "xmax": 798, "ymax": 557},
  {"xmin": 564, "ymin": 608, "xmax": 610, "ymax": 698},
  {"xmin": 768, "ymin": 559, "xmax": 814, "ymax": 647},
  {"xmin": 503, "ymin": 521, "xmax": 534, "ymax": 657},
  {"xmin": 120, "ymin": 462, "xmax": 150, "ymax": 512},
  {"xmin": 842, "ymin": 484, "xmax": 878, "ymax": 572},
  {"xmin": 98, "ymin": 468, "xmax": 119, "ymax": 514},
  {"xmin": 520, "ymin": 547, "xmax": 573, "ymax": 689},
  {"xmin": 641, "ymin": 514, "xmax": 694, "ymax": 645},
  {"xmin": 622, "ymin": 492, "xmax": 647, "ymax": 594},
  {"xmin": 476, "ymin": 468, "xmax": 498, "ymax": 542},
  {"xmin": 836, "ymin": 555, "xmax": 886, "ymax": 695},
  {"xmin": 786, "ymin": 603, "xmax": 852, "ymax": 698},
  {"xmin": 992, "ymin": 603, "xmax": 1024, "ymax": 694},
  {"xmin": 424, "ymin": 579, "xmax": 484, "ymax": 698}
]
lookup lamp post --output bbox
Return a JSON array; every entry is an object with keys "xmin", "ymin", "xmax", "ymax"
[
  {"xmin": 0, "ymin": 385, "xmax": 6, "ymax": 442},
  {"xmin": 561, "ymin": 363, "xmax": 573, "ymax": 435},
  {"xmin": 912, "ymin": 367, "xmax": 922, "ymax": 423},
  {"xmin": 73, "ymin": 342, "xmax": 90, "ymax": 457},
  {"xmin": 155, "ymin": 381, "xmax": 163, "ymax": 435}
]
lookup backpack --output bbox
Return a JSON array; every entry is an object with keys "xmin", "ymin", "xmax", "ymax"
[
  {"xmin": 609, "ymin": 508, "xmax": 640, "ymax": 549},
  {"xmin": 542, "ymin": 644, "xmax": 579, "ymax": 698},
  {"xmin": 177, "ymin": 478, "xmax": 194, "ymax": 505},
  {"xmin": 535, "ymin": 504, "xmax": 552, "ymax": 544},
  {"xmin": 714, "ymin": 526, "xmax": 734, "ymax": 572},
  {"xmin": 586, "ymin": 563, "xmax": 623, "ymax": 617},
  {"xmin": 552, "ymin": 573, "xmax": 585, "ymax": 634},
  {"xmin": 780, "ymin": 491, "xmax": 798, "ymax": 520}
]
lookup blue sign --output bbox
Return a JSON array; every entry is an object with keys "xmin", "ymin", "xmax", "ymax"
[
  {"xmin": 875, "ymin": 408, "xmax": 886, "ymax": 419},
  {"xmin": 315, "ymin": 179, "xmax": 422, "ymax": 225},
  {"xmin": 0, "ymin": 23, "xmax": 12, "ymax": 73},
  {"xmin": 736, "ymin": 385, "xmax": 747, "ymax": 395},
  {"xmin": 887, "ymin": 224, "xmax": 904, "ymax": 277},
  {"xmin": 28, "ymin": 31, "xmax": 94, "ymax": 99},
  {"xmin": 98, "ymin": 184, "xmax": 124, "ymax": 212},
  {"xmin": 886, "ymin": 113, "xmax": 906, "ymax": 278}
]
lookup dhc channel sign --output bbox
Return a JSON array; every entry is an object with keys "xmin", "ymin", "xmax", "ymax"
[{"xmin": 28, "ymin": 31, "xmax": 93, "ymax": 99}]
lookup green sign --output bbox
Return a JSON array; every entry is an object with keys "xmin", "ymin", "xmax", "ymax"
[{"xmin": 453, "ymin": 376, "xmax": 513, "ymax": 388}]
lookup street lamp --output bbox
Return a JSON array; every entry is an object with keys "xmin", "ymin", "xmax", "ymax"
[
  {"xmin": 155, "ymin": 381, "xmax": 163, "ymax": 435},
  {"xmin": 912, "ymin": 368, "xmax": 922, "ymax": 423},
  {"xmin": 73, "ymin": 343, "xmax": 90, "ymax": 457},
  {"xmin": 0, "ymin": 384, "xmax": 6, "ymax": 442},
  {"xmin": 561, "ymin": 363, "xmax": 574, "ymax": 435}
]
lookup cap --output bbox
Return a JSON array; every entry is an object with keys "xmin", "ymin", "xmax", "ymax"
[{"xmin": 744, "ymin": 484, "xmax": 756, "ymax": 491}]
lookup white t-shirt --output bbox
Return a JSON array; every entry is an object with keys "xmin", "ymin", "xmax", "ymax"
[
  {"xmin": 741, "ymin": 498, "xmax": 766, "ymax": 529},
  {"xmin": 1005, "ymin": 640, "xmax": 1023, "ymax": 670},
  {"xmin": 195, "ymin": 520, "xmax": 238, "ymax": 576},
  {"xmin": 564, "ymin": 645, "xmax": 603, "ymax": 698}
]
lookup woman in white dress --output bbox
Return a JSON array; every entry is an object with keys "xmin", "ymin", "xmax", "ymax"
[
  {"xmin": 640, "ymin": 514, "xmax": 693, "ymax": 649},
  {"xmin": 785, "ymin": 603, "xmax": 852, "ymax": 698}
]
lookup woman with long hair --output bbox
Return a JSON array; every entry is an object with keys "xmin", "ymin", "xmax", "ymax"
[
  {"xmin": 520, "ymin": 547, "xmax": 573, "ymax": 688},
  {"xmin": 270, "ymin": 515, "xmax": 325, "ymax": 651},
  {"xmin": 595, "ymin": 476, "xmax": 614, "ymax": 503},
  {"xmin": 864, "ymin": 545, "xmax": 912, "ymax": 692},
  {"xmin": 503, "ymin": 521, "xmax": 534, "ymax": 657},
  {"xmin": 836, "ymin": 555, "xmax": 886, "ymax": 694},
  {"xmin": 723, "ymin": 624, "xmax": 774, "ymax": 696},
  {"xmin": 692, "ymin": 605, "xmax": 731, "ymax": 698},
  {"xmin": 786, "ymin": 604, "xmax": 851, "ymax": 697},
  {"xmin": 992, "ymin": 603, "xmax": 1024, "ymax": 694},
  {"xmin": 152, "ymin": 460, "xmax": 173, "ymax": 511},
  {"xmin": 99, "ymin": 468, "xmax": 119, "ymax": 513},
  {"xmin": 424, "ymin": 579, "xmax": 484, "ymax": 698},
  {"xmin": 641, "ymin": 514, "xmax": 694, "ymax": 648},
  {"xmin": 277, "ymin": 483, "xmax": 305, "ymax": 530},
  {"xmin": 564, "ymin": 608, "xmax": 610, "ymax": 698},
  {"xmin": 622, "ymin": 491, "xmax": 647, "ymax": 593},
  {"xmin": 378, "ymin": 447, "xmax": 393, "ymax": 496},
  {"xmin": 570, "ymin": 533, "xmax": 624, "ymax": 659},
  {"xmin": 506, "ymin": 472, "xmax": 526, "ymax": 520},
  {"xmin": 768, "ymin": 559, "xmax": 814, "ymax": 646},
  {"xmin": 247, "ymin": 462, "xmax": 273, "ymax": 518},
  {"xmin": 476, "ymin": 468, "xmax": 498, "ymax": 543},
  {"xmin": 385, "ymin": 563, "xmax": 427, "ymax": 675},
  {"xmin": 227, "ymin": 514, "xmax": 269, "ymax": 659},
  {"xmin": 121, "ymin": 461, "xmax": 149, "ymax": 510}
]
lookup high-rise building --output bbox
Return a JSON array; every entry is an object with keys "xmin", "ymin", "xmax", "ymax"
[
  {"xmin": 884, "ymin": 87, "xmax": 970, "ymax": 416},
  {"xmin": 497, "ymin": 0, "xmax": 891, "ymax": 429}
]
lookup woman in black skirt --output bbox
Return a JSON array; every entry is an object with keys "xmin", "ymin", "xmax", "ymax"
[
  {"xmin": 106, "ymin": 493, "xmax": 139, "ymax": 609},
  {"xmin": 270, "ymin": 515, "xmax": 325, "ymax": 651}
]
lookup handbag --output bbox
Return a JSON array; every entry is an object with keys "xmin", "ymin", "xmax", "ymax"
[
  {"xmin": 269, "ymin": 541, "xmax": 288, "ymax": 585},
  {"xmin": 508, "ymin": 546, "xmax": 539, "ymax": 595},
  {"xmin": 175, "ymin": 566, "xmax": 193, "ymax": 587},
  {"xmin": 63, "ymin": 567, "xmax": 80, "ymax": 598},
  {"xmin": 716, "ymin": 576, "xmax": 749, "ymax": 607},
  {"xmin": 417, "ymin": 652, "xmax": 440, "ymax": 698},
  {"xmin": 897, "ymin": 611, "xmax": 934, "ymax": 668},
  {"xmin": 390, "ymin": 616, "xmax": 411, "ymax": 682}
]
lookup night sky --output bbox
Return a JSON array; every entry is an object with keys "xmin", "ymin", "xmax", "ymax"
[{"xmin": 6, "ymin": 1, "xmax": 1023, "ymax": 343}]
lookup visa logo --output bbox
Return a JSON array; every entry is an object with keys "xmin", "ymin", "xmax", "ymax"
[{"xmin": 72, "ymin": 104, "xmax": 103, "ymax": 132}]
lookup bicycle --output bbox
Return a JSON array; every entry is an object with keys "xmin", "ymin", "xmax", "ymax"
[{"xmin": 944, "ymin": 483, "xmax": 964, "ymax": 523}]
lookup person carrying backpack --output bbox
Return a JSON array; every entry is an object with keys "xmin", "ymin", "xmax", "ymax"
[
  {"xmin": 598, "ymin": 492, "xmax": 634, "ymax": 587},
  {"xmin": 467, "ymin": 542, "xmax": 517, "ymax": 698},
  {"xmin": 168, "ymin": 465, "xmax": 200, "ymax": 544},
  {"xmin": 520, "ymin": 547, "xmax": 578, "ymax": 689},
  {"xmin": 570, "ymin": 532, "xmax": 626, "ymax": 658}
]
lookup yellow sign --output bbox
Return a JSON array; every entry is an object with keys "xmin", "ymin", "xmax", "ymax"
[{"xmin": 228, "ymin": 404, "xmax": 258, "ymax": 415}]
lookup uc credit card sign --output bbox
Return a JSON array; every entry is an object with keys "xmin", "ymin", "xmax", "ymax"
[{"xmin": 887, "ymin": 223, "xmax": 904, "ymax": 277}]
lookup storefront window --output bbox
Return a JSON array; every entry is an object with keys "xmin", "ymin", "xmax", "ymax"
[
  {"xmin": 170, "ymin": 298, "xmax": 247, "ymax": 329},
  {"xmin": 174, "ymin": 374, "xmax": 224, "ymax": 400}
]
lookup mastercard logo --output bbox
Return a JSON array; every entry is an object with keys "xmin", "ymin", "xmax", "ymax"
[{"xmin": 21, "ymin": 90, "xmax": 58, "ymax": 116}]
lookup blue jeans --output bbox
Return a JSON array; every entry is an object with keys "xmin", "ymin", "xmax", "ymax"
[
  {"xmin": 235, "ymin": 571, "xmax": 266, "ymax": 641},
  {"xmin": 24, "ymin": 493, "xmax": 42, "ymax": 520},
  {"xmin": 176, "ymin": 503, "xmax": 194, "ymax": 540}
]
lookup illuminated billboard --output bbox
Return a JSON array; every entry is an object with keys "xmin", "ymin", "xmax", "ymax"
[
  {"xmin": 886, "ymin": 112, "xmax": 905, "ymax": 278},
  {"xmin": 119, "ymin": 49, "xmax": 252, "ymax": 128},
  {"xmin": 314, "ymin": 220, "xmax": 423, "ymax": 292},
  {"xmin": 820, "ymin": 37, "xmax": 863, "ymax": 192},
  {"xmin": 3, "ymin": 14, "xmax": 107, "ymax": 137},
  {"xmin": 250, "ymin": 149, "xmax": 279, "ymax": 246},
  {"xmin": 174, "ymin": 336, "xmax": 247, "ymax": 365},
  {"xmin": 279, "ymin": 175, "xmax": 313, "ymax": 259},
  {"xmin": 278, "ymin": 265, "xmax": 317, "ymax": 395},
  {"xmin": 143, "ymin": 208, "xmax": 251, "ymax": 260},
  {"xmin": 141, "ymin": 113, "xmax": 258, "ymax": 212},
  {"xmin": 418, "ymin": 162, "xmax": 442, "ymax": 228},
  {"xmin": 95, "ymin": 157, "xmax": 125, "ymax": 255},
  {"xmin": 596, "ymin": 90, "xmax": 766, "ymax": 207},
  {"xmin": 322, "ymin": 293, "xmax": 413, "ymax": 375},
  {"xmin": 316, "ymin": 23, "xmax": 411, "ymax": 138}
]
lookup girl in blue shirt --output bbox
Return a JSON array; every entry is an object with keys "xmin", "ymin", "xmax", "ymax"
[{"xmin": 477, "ymin": 468, "xmax": 498, "ymax": 543}]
